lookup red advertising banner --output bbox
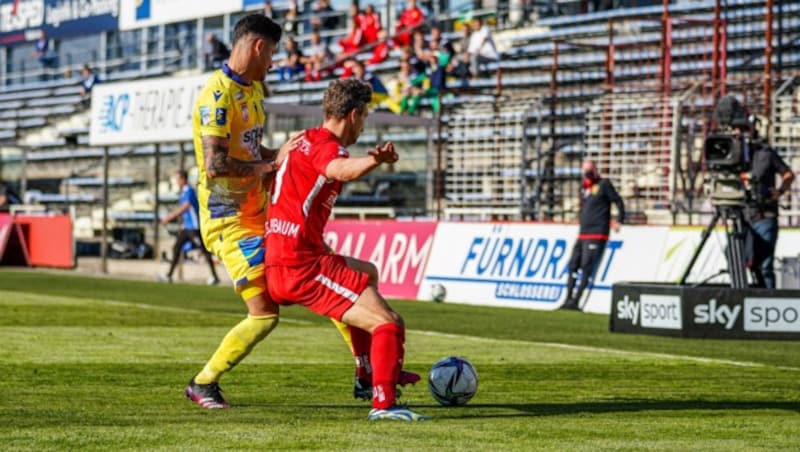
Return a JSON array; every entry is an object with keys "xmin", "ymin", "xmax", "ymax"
[
  {"xmin": 324, "ymin": 220, "xmax": 437, "ymax": 299},
  {"xmin": 14, "ymin": 215, "xmax": 73, "ymax": 268}
]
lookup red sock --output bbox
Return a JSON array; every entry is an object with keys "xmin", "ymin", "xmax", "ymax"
[
  {"xmin": 349, "ymin": 325, "xmax": 372, "ymax": 380},
  {"xmin": 370, "ymin": 322, "xmax": 404, "ymax": 409}
]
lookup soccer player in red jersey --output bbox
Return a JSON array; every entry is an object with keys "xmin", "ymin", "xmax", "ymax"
[{"xmin": 264, "ymin": 79, "xmax": 428, "ymax": 421}]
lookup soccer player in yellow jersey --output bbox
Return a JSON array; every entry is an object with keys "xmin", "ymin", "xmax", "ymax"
[
  {"xmin": 185, "ymin": 14, "xmax": 418, "ymax": 409},
  {"xmin": 185, "ymin": 14, "xmax": 290, "ymax": 409}
]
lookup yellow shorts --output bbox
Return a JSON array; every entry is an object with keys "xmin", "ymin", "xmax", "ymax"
[{"xmin": 203, "ymin": 217, "xmax": 265, "ymax": 300}]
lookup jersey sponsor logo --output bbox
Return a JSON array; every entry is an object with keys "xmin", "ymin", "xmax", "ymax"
[
  {"xmin": 199, "ymin": 106, "xmax": 212, "ymax": 125},
  {"xmin": 240, "ymin": 102, "xmax": 250, "ymax": 122},
  {"xmin": 215, "ymin": 107, "xmax": 226, "ymax": 125},
  {"xmin": 267, "ymin": 218, "xmax": 300, "ymax": 238},
  {"xmin": 337, "ymin": 146, "xmax": 349, "ymax": 157},
  {"xmin": 213, "ymin": 90, "xmax": 223, "ymax": 102},
  {"xmin": 235, "ymin": 90, "xmax": 245, "ymax": 101},
  {"xmin": 241, "ymin": 126, "xmax": 263, "ymax": 158}
]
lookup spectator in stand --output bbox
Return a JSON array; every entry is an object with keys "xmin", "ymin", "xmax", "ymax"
[
  {"xmin": 467, "ymin": 17, "xmax": 499, "ymax": 78},
  {"xmin": 361, "ymin": 4, "xmax": 381, "ymax": 44},
  {"xmin": 430, "ymin": 26, "xmax": 455, "ymax": 59},
  {"xmin": 447, "ymin": 50, "xmax": 472, "ymax": 88},
  {"xmin": 311, "ymin": 0, "xmax": 339, "ymax": 36},
  {"xmin": 205, "ymin": 33, "xmax": 231, "ymax": 70},
  {"xmin": 79, "ymin": 64, "xmax": 99, "ymax": 106},
  {"xmin": 395, "ymin": 0, "xmax": 425, "ymax": 47},
  {"xmin": 398, "ymin": 56, "xmax": 429, "ymax": 115},
  {"xmin": 33, "ymin": 30, "xmax": 56, "ymax": 80},
  {"xmin": 338, "ymin": 4, "xmax": 364, "ymax": 56},
  {"xmin": 344, "ymin": 58, "xmax": 389, "ymax": 108},
  {"xmin": 455, "ymin": 21, "xmax": 471, "ymax": 54},
  {"xmin": 402, "ymin": 46, "xmax": 426, "ymax": 76},
  {"xmin": 305, "ymin": 30, "xmax": 334, "ymax": 81},
  {"xmin": 367, "ymin": 29, "xmax": 392, "ymax": 65},
  {"xmin": 411, "ymin": 28, "xmax": 428, "ymax": 58},
  {"xmin": 278, "ymin": 36, "xmax": 305, "ymax": 82},
  {"xmin": 263, "ymin": 1, "xmax": 274, "ymax": 18},
  {"xmin": 284, "ymin": 1, "xmax": 300, "ymax": 36}
]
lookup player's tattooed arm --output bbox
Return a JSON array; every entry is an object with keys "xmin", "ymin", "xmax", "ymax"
[{"xmin": 202, "ymin": 135, "xmax": 275, "ymax": 178}]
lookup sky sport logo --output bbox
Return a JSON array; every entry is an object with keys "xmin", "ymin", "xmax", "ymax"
[
  {"xmin": 616, "ymin": 294, "xmax": 682, "ymax": 330},
  {"xmin": 693, "ymin": 299, "xmax": 741, "ymax": 330},
  {"xmin": 744, "ymin": 298, "xmax": 800, "ymax": 333}
]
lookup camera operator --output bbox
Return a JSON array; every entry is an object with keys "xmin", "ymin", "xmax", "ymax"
[
  {"xmin": 746, "ymin": 126, "xmax": 795, "ymax": 289},
  {"xmin": 713, "ymin": 96, "xmax": 795, "ymax": 289}
]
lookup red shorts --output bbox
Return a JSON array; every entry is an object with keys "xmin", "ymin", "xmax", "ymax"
[{"xmin": 265, "ymin": 254, "xmax": 370, "ymax": 321}]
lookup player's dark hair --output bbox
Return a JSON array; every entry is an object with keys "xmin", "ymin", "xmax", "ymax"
[
  {"xmin": 177, "ymin": 169, "xmax": 189, "ymax": 180},
  {"xmin": 232, "ymin": 14, "xmax": 282, "ymax": 47},
  {"xmin": 323, "ymin": 79, "xmax": 372, "ymax": 120}
]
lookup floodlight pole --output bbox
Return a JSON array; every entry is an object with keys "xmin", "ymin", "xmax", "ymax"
[
  {"xmin": 765, "ymin": 0, "xmax": 774, "ymax": 116},
  {"xmin": 154, "ymin": 144, "xmax": 161, "ymax": 261},
  {"xmin": 101, "ymin": 146, "xmax": 109, "ymax": 274}
]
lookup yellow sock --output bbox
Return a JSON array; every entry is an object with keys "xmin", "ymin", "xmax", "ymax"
[
  {"xmin": 332, "ymin": 318, "xmax": 354, "ymax": 354},
  {"xmin": 194, "ymin": 314, "xmax": 279, "ymax": 384}
]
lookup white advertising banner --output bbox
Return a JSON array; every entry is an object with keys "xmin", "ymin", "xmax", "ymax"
[
  {"xmin": 420, "ymin": 222, "xmax": 670, "ymax": 314},
  {"xmin": 119, "ymin": 0, "xmax": 240, "ymax": 30},
  {"xmin": 420, "ymin": 222, "xmax": 800, "ymax": 315},
  {"xmin": 655, "ymin": 226, "xmax": 800, "ymax": 285},
  {"xmin": 89, "ymin": 74, "xmax": 208, "ymax": 146}
]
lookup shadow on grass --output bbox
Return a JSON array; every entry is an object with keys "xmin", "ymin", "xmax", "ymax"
[
  {"xmin": 237, "ymin": 399, "xmax": 800, "ymax": 419},
  {"xmin": 424, "ymin": 400, "xmax": 800, "ymax": 419}
]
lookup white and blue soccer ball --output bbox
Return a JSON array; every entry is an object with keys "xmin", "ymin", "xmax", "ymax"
[
  {"xmin": 430, "ymin": 283, "xmax": 447, "ymax": 302},
  {"xmin": 428, "ymin": 356, "xmax": 478, "ymax": 406}
]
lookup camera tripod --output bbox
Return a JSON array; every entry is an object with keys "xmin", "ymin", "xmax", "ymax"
[{"xmin": 679, "ymin": 204, "xmax": 750, "ymax": 289}]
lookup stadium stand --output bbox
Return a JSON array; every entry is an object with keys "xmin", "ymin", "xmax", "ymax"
[{"xmin": 1, "ymin": 0, "xmax": 799, "ymax": 251}]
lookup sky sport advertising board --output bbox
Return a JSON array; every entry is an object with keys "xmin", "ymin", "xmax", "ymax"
[
  {"xmin": 420, "ymin": 222, "xmax": 669, "ymax": 313},
  {"xmin": 324, "ymin": 220, "xmax": 437, "ymax": 300},
  {"xmin": 0, "ymin": 0, "xmax": 118, "ymax": 45}
]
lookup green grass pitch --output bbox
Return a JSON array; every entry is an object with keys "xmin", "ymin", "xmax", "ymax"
[{"xmin": 1, "ymin": 269, "xmax": 799, "ymax": 450}]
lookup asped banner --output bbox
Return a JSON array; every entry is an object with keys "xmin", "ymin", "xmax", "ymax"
[
  {"xmin": 324, "ymin": 220, "xmax": 437, "ymax": 300},
  {"xmin": 89, "ymin": 74, "xmax": 208, "ymax": 146},
  {"xmin": 119, "ymin": 0, "xmax": 241, "ymax": 30},
  {"xmin": 0, "ymin": 0, "xmax": 118, "ymax": 45},
  {"xmin": 421, "ymin": 222, "xmax": 670, "ymax": 313}
]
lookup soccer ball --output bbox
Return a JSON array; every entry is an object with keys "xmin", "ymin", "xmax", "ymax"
[
  {"xmin": 428, "ymin": 356, "xmax": 478, "ymax": 406},
  {"xmin": 430, "ymin": 283, "xmax": 447, "ymax": 302}
]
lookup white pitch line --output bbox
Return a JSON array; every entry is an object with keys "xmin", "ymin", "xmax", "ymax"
[
  {"xmin": 1, "ymin": 291, "xmax": 314, "ymax": 326},
  {"xmin": 412, "ymin": 330, "xmax": 800, "ymax": 372}
]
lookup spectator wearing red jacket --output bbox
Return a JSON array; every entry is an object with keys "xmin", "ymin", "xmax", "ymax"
[
  {"xmin": 395, "ymin": 0, "xmax": 424, "ymax": 47},
  {"xmin": 338, "ymin": 4, "xmax": 364, "ymax": 55},
  {"xmin": 367, "ymin": 29, "xmax": 392, "ymax": 65},
  {"xmin": 361, "ymin": 4, "xmax": 381, "ymax": 44}
]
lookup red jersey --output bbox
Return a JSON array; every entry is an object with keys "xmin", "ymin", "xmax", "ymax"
[{"xmin": 265, "ymin": 126, "xmax": 347, "ymax": 266}]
